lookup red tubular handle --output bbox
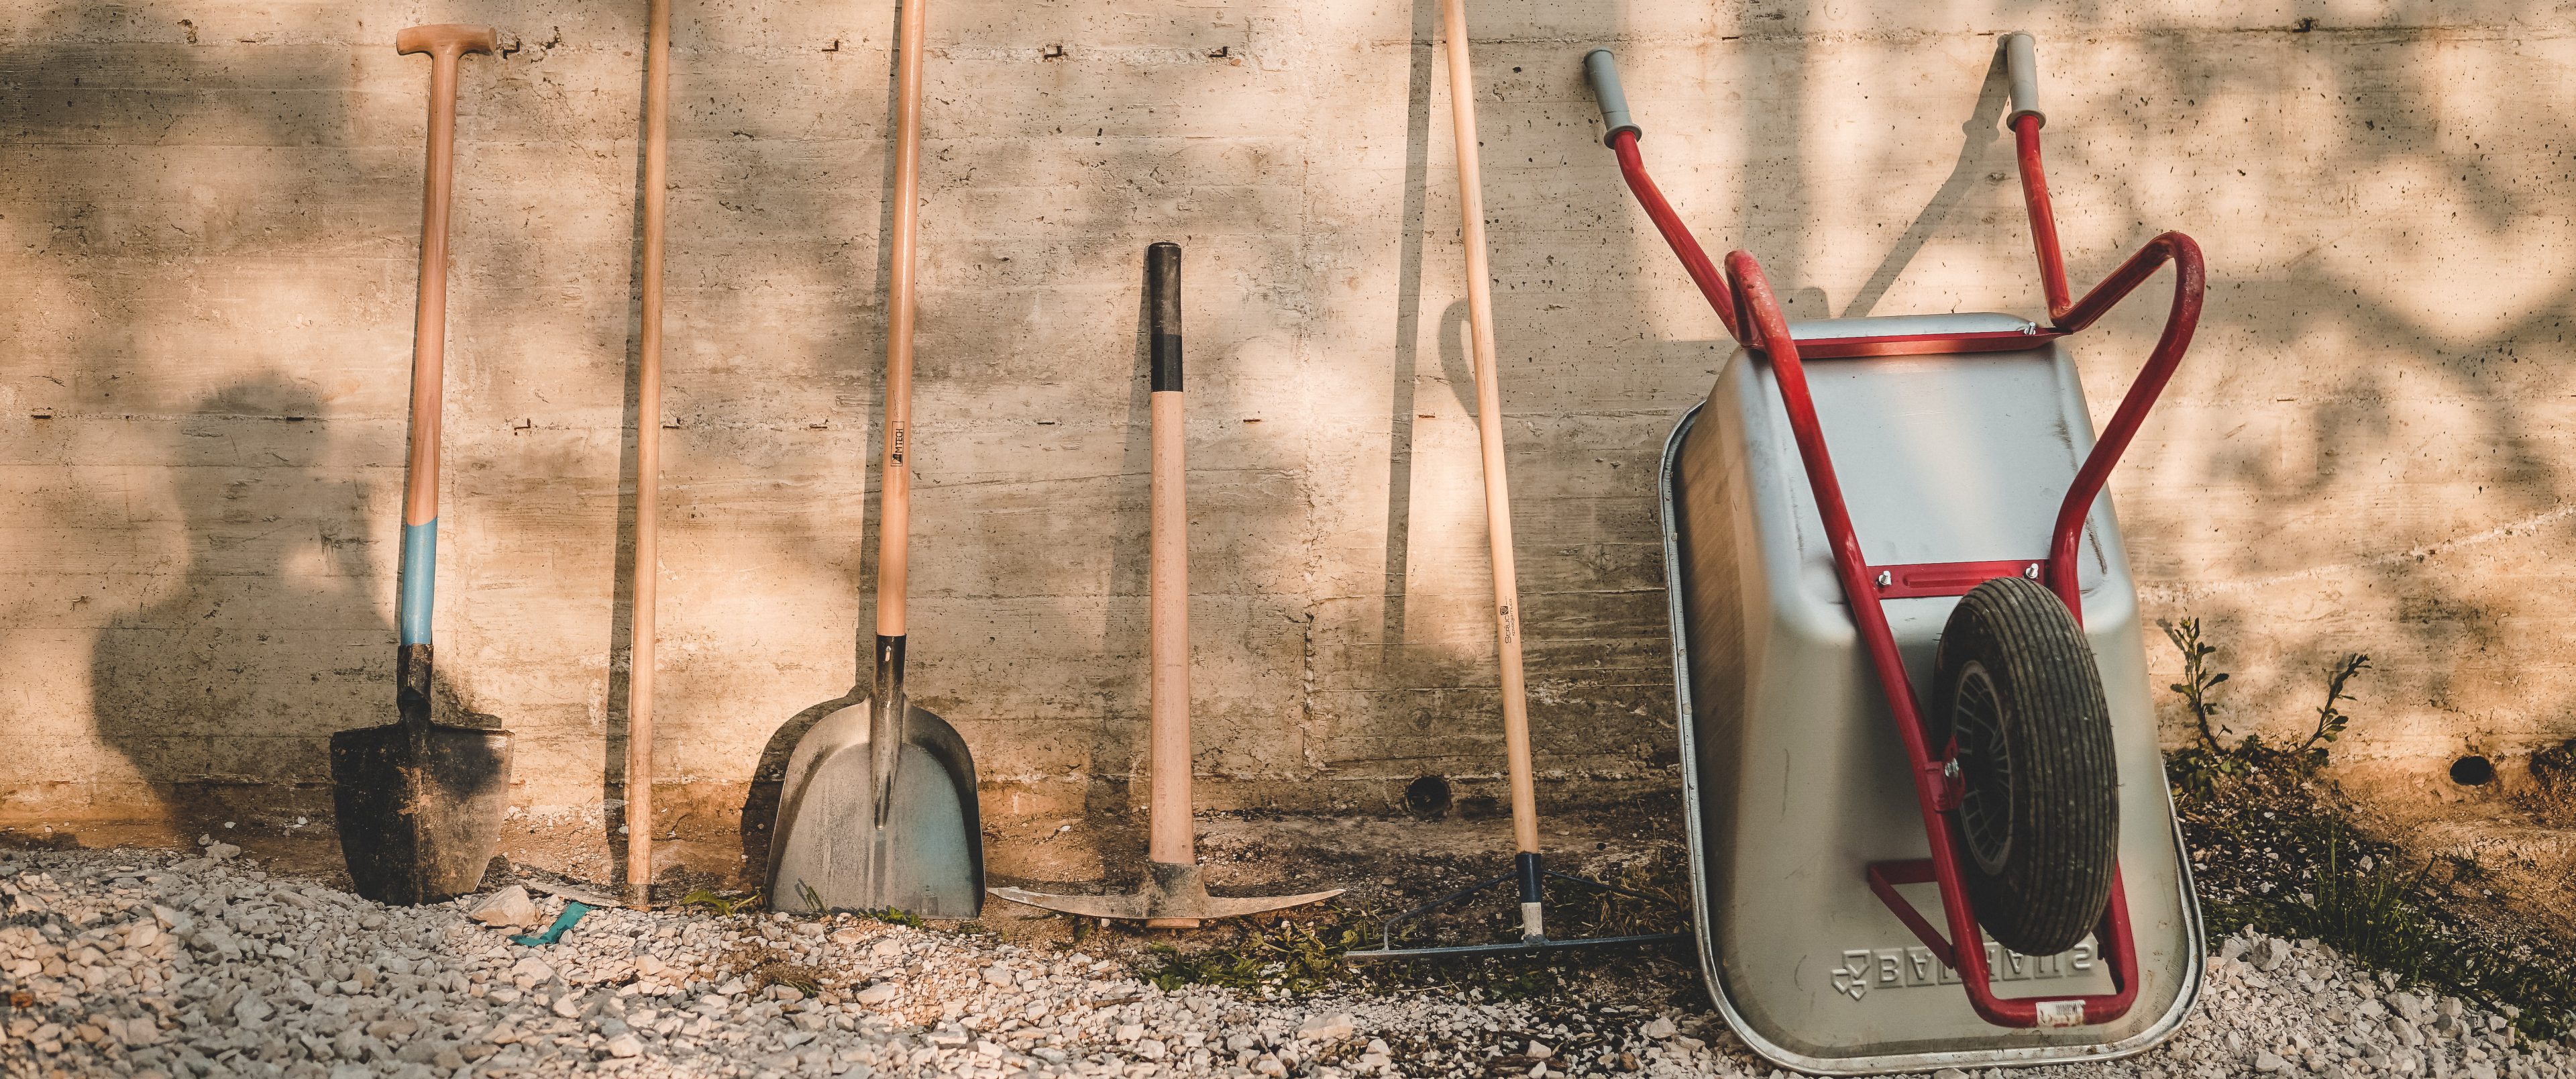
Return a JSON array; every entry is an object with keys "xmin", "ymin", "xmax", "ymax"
[
  {"xmin": 1724, "ymin": 252, "xmax": 1948, "ymax": 811},
  {"xmin": 2041, "ymin": 232, "xmax": 2205, "ymax": 621},
  {"xmin": 1613, "ymin": 131, "xmax": 1741, "ymax": 341},
  {"xmin": 1871, "ymin": 860, "xmax": 2141, "ymax": 1027},
  {"xmin": 2014, "ymin": 115, "xmax": 2074, "ymax": 319}
]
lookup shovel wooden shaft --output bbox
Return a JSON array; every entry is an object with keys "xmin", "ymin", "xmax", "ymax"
[
  {"xmin": 396, "ymin": 26, "xmax": 492, "ymax": 536},
  {"xmin": 1438, "ymin": 0, "xmax": 1540, "ymax": 858},
  {"xmin": 625, "ymin": 0, "xmax": 672, "ymax": 912},
  {"xmin": 393, "ymin": 24, "xmax": 494, "ymax": 722},
  {"xmin": 876, "ymin": 0, "xmax": 927, "ymax": 641},
  {"xmin": 1145, "ymin": 243, "xmax": 1191, "ymax": 870},
  {"xmin": 867, "ymin": 0, "xmax": 931, "ymax": 826}
]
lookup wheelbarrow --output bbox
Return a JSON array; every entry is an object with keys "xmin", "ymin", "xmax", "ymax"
[{"xmin": 1585, "ymin": 35, "xmax": 2206, "ymax": 1073}]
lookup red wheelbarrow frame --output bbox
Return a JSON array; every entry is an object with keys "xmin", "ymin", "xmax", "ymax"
[{"xmin": 1597, "ymin": 40, "xmax": 2205, "ymax": 1029}]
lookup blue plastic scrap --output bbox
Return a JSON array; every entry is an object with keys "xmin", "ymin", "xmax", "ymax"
[{"xmin": 509, "ymin": 901, "xmax": 594, "ymax": 946}]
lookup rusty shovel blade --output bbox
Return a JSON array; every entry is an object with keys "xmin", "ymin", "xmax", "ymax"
[
  {"xmin": 329, "ymin": 713, "xmax": 511, "ymax": 906},
  {"xmin": 329, "ymin": 651, "xmax": 510, "ymax": 911}
]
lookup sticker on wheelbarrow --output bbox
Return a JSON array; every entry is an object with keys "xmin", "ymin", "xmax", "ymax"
[{"xmin": 1827, "ymin": 939, "xmax": 2097, "ymax": 1000}]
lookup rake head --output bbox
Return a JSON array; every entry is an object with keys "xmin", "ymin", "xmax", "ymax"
[{"xmin": 1344, "ymin": 852, "xmax": 1689, "ymax": 960}]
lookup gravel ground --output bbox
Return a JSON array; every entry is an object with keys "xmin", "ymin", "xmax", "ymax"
[{"xmin": 5, "ymin": 845, "xmax": 2573, "ymax": 1079}]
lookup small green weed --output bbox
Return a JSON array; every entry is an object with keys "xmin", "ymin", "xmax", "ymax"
[
  {"xmin": 859, "ymin": 906, "xmax": 923, "ymax": 927},
  {"xmin": 2161, "ymin": 617, "xmax": 2367, "ymax": 794},
  {"xmin": 1143, "ymin": 918, "xmax": 1360, "ymax": 995},
  {"xmin": 2165, "ymin": 617, "xmax": 2576, "ymax": 1037},
  {"xmin": 2262, "ymin": 823, "xmax": 2438, "ymax": 977},
  {"xmin": 678, "ymin": 888, "xmax": 761, "ymax": 917}
]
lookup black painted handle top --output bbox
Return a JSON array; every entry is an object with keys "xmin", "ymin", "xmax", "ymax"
[{"xmin": 1147, "ymin": 242, "xmax": 1182, "ymax": 393}]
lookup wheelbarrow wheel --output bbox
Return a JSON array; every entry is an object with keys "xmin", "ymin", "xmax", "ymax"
[{"xmin": 1930, "ymin": 576, "xmax": 2119, "ymax": 957}]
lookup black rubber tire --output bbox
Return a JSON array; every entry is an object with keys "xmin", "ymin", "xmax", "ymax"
[{"xmin": 1929, "ymin": 576, "xmax": 2120, "ymax": 957}]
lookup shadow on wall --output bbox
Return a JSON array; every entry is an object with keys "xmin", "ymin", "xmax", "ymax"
[
  {"xmin": 2041, "ymin": 24, "xmax": 2572, "ymax": 746},
  {"xmin": 85, "ymin": 376, "xmax": 493, "ymax": 835},
  {"xmin": 6, "ymin": 0, "xmax": 513, "ymax": 842}
]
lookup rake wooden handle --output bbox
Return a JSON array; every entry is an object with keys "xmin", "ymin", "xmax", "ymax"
[
  {"xmin": 625, "ymin": 0, "xmax": 672, "ymax": 913},
  {"xmin": 1438, "ymin": 0, "xmax": 1540, "ymax": 860}
]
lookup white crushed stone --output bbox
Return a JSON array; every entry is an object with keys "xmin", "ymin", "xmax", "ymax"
[
  {"xmin": 468, "ymin": 888, "xmax": 540, "ymax": 931},
  {"xmin": 3, "ymin": 847, "xmax": 2572, "ymax": 1079}
]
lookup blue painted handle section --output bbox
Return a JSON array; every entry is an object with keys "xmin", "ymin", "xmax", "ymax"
[{"xmin": 398, "ymin": 519, "xmax": 437, "ymax": 645}]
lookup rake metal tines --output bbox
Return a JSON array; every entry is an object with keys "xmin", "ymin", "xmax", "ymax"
[{"xmin": 1344, "ymin": 852, "xmax": 1689, "ymax": 960}]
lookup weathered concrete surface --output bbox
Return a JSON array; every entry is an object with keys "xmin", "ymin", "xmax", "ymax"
[{"xmin": 3, "ymin": 1, "xmax": 2570, "ymax": 882}]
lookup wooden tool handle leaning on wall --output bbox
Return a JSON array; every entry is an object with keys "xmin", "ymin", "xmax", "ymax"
[
  {"xmin": 391, "ymin": 23, "xmax": 497, "ymax": 728},
  {"xmin": 869, "ymin": 0, "xmax": 932, "ymax": 823},
  {"xmin": 1436, "ymin": 0, "xmax": 1540, "ymax": 861},
  {"xmin": 625, "ymin": 0, "xmax": 673, "ymax": 912},
  {"xmin": 1143, "ymin": 243, "xmax": 1195, "ymax": 930}
]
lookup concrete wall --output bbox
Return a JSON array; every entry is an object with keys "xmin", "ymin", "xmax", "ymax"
[{"xmin": 5, "ymin": 1, "xmax": 2572, "ymax": 880}]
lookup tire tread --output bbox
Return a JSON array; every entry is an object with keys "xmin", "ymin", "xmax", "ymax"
[{"xmin": 1931, "ymin": 576, "xmax": 2120, "ymax": 956}]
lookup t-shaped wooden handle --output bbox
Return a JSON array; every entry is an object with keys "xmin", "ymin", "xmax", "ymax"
[
  {"xmin": 396, "ymin": 23, "xmax": 498, "ymax": 57},
  {"xmin": 391, "ymin": 21, "xmax": 495, "ymax": 632}
]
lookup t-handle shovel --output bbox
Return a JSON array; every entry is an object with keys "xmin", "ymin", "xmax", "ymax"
[
  {"xmin": 767, "ymin": 0, "xmax": 984, "ymax": 919},
  {"xmin": 330, "ymin": 23, "xmax": 513, "ymax": 907},
  {"xmin": 991, "ymin": 244, "xmax": 1341, "ymax": 927}
]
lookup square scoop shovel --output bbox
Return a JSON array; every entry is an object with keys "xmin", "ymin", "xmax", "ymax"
[
  {"xmin": 990, "ymin": 244, "xmax": 1340, "ymax": 928},
  {"xmin": 766, "ymin": 0, "xmax": 983, "ymax": 921},
  {"xmin": 769, "ymin": 689, "xmax": 983, "ymax": 918}
]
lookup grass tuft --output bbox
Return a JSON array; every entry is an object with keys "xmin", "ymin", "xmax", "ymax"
[{"xmin": 2165, "ymin": 617, "xmax": 2576, "ymax": 1038}]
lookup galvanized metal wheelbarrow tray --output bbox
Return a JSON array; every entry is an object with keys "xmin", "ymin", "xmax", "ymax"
[
  {"xmin": 1654, "ymin": 327, "xmax": 2205, "ymax": 1073},
  {"xmin": 1591, "ymin": 34, "xmax": 2207, "ymax": 1073}
]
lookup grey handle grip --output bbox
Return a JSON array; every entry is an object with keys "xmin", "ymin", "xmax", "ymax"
[
  {"xmin": 1583, "ymin": 49, "xmax": 1641, "ymax": 147},
  {"xmin": 2003, "ymin": 32, "xmax": 2045, "ymax": 129}
]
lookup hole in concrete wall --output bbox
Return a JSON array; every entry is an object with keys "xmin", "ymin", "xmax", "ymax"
[
  {"xmin": 2451, "ymin": 755, "xmax": 2496, "ymax": 786},
  {"xmin": 1403, "ymin": 775, "xmax": 1453, "ymax": 819}
]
